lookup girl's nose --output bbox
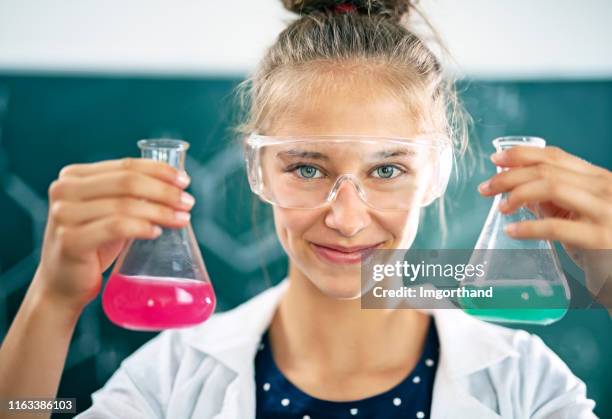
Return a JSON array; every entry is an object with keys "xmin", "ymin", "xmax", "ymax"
[{"xmin": 324, "ymin": 179, "xmax": 371, "ymax": 237}]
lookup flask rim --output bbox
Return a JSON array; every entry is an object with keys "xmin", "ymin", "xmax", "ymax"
[
  {"xmin": 138, "ymin": 138, "xmax": 190, "ymax": 151},
  {"xmin": 492, "ymin": 136, "xmax": 546, "ymax": 149}
]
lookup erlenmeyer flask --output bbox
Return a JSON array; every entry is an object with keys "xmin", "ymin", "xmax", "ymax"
[
  {"xmin": 102, "ymin": 139, "xmax": 216, "ymax": 331},
  {"xmin": 460, "ymin": 136, "xmax": 570, "ymax": 325}
]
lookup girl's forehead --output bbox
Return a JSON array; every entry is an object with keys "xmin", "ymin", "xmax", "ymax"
[{"xmin": 266, "ymin": 78, "xmax": 420, "ymax": 138}]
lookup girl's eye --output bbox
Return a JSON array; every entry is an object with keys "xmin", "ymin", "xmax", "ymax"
[
  {"xmin": 295, "ymin": 165, "xmax": 322, "ymax": 179},
  {"xmin": 372, "ymin": 165, "xmax": 404, "ymax": 179}
]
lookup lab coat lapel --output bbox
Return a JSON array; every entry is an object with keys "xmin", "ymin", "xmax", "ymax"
[
  {"xmin": 209, "ymin": 339, "xmax": 260, "ymax": 419},
  {"xmin": 429, "ymin": 309, "xmax": 519, "ymax": 418},
  {"xmin": 430, "ymin": 368, "xmax": 503, "ymax": 419},
  {"xmin": 186, "ymin": 281, "xmax": 288, "ymax": 419}
]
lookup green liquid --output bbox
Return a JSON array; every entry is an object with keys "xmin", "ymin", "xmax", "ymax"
[{"xmin": 459, "ymin": 280, "xmax": 569, "ymax": 325}]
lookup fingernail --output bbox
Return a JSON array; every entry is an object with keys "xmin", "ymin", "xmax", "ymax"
[
  {"xmin": 499, "ymin": 200, "xmax": 510, "ymax": 212},
  {"xmin": 478, "ymin": 180, "xmax": 491, "ymax": 193},
  {"xmin": 181, "ymin": 192, "xmax": 195, "ymax": 207},
  {"xmin": 152, "ymin": 226, "xmax": 163, "ymax": 237},
  {"xmin": 491, "ymin": 152, "xmax": 505, "ymax": 163},
  {"xmin": 175, "ymin": 211, "xmax": 191, "ymax": 221},
  {"xmin": 505, "ymin": 223, "xmax": 518, "ymax": 236},
  {"xmin": 176, "ymin": 171, "xmax": 191, "ymax": 187}
]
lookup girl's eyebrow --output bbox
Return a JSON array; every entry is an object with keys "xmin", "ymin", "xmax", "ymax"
[
  {"xmin": 277, "ymin": 149, "xmax": 329, "ymax": 160},
  {"xmin": 276, "ymin": 148, "xmax": 416, "ymax": 161},
  {"xmin": 277, "ymin": 148, "xmax": 416, "ymax": 160},
  {"xmin": 371, "ymin": 149, "xmax": 416, "ymax": 159}
]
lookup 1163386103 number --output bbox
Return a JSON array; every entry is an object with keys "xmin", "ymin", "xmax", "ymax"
[{"xmin": 1, "ymin": 398, "xmax": 76, "ymax": 414}]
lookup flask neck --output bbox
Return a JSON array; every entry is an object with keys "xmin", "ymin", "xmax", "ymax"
[
  {"xmin": 138, "ymin": 139, "xmax": 189, "ymax": 170},
  {"xmin": 492, "ymin": 137, "xmax": 546, "ymax": 200}
]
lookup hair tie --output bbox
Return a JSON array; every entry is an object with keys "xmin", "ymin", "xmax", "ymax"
[{"xmin": 332, "ymin": 3, "xmax": 357, "ymax": 13}]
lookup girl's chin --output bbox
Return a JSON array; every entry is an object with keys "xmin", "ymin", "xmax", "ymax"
[{"xmin": 309, "ymin": 273, "xmax": 364, "ymax": 300}]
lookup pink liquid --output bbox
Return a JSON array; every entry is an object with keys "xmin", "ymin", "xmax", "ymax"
[{"xmin": 102, "ymin": 273, "xmax": 216, "ymax": 331}]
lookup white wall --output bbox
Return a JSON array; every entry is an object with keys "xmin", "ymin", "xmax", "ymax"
[{"xmin": 0, "ymin": 0, "xmax": 610, "ymax": 78}]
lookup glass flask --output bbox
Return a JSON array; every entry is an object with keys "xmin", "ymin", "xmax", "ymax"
[
  {"xmin": 459, "ymin": 136, "xmax": 570, "ymax": 325},
  {"xmin": 102, "ymin": 139, "xmax": 216, "ymax": 331}
]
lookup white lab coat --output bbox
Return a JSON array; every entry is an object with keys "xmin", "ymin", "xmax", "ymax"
[{"xmin": 76, "ymin": 279, "xmax": 597, "ymax": 418}]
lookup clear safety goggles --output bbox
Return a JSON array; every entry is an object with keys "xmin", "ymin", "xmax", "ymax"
[{"xmin": 244, "ymin": 134, "xmax": 453, "ymax": 211}]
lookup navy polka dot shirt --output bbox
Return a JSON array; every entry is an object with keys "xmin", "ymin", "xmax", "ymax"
[{"xmin": 255, "ymin": 319, "xmax": 439, "ymax": 419}]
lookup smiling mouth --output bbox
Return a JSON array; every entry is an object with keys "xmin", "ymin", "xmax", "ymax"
[{"xmin": 309, "ymin": 241, "xmax": 385, "ymax": 265}]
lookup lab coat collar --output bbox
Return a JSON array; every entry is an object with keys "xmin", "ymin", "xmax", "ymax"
[
  {"xmin": 429, "ymin": 308, "xmax": 520, "ymax": 377},
  {"xmin": 184, "ymin": 278, "xmax": 519, "ymax": 378},
  {"xmin": 184, "ymin": 280, "xmax": 289, "ymax": 373}
]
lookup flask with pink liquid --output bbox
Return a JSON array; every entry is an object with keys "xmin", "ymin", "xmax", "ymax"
[{"xmin": 102, "ymin": 139, "xmax": 216, "ymax": 331}]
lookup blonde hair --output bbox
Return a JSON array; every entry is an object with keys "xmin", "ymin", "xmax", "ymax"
[{"xmin": 235, "ymin": 0, "xmax": 472, "ymax": 243}]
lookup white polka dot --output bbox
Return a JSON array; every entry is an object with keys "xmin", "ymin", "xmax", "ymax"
[
  {"xmin": 412, "ymin": 375, "xmax": 421, "ymax": 384},
  {"xmin": 262, "ymin": 382, "xmax": 270, "ymax": 391},
  {"xmin": 303, "ymin": 416, "xmax": 311, "ymax": 419},
  {"xmin": 146, "ymin": 299, "xmax": 154, "ymax": 307},
  {"xmin": 205, "ymin": 296, "xmax": 212, "ymax": 304},
  {"xmin": 350, "ymin": 407, "xmax": 359, "ymax": 415},
  {"xmin": 393, "ymin": 397, "xmax": 402, "ymax": 406},
  {"xmin": 425, "ymin": 358, "xmax": 434, "ymax": 367},
  {"xmin": 416, "ymin": 411, "xmax": 425, "ymax": 418},
  {"xmin": 281, "ymin": 398, "xmax": 290, "ymax": 407},
  {"xmin": 258, "ymin": 343, "xmax": 265, "ymax": 351}
]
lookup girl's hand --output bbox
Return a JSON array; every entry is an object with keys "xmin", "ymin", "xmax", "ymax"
[
  {"xmin": 477, "ymin": 146, "xmax": 612, "ymax": 310},
  {"xmin": 33, "ymin": 158, "xmax": 195, "ymax": 312}
]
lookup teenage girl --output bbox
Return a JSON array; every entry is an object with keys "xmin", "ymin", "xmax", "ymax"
[{"xmin": 1, "ymin": 1, "xmax": 611, "ymax": 418}]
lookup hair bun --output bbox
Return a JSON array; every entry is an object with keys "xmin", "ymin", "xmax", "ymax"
[{"xmin": 281, "ymin": 0, "xmax": 413, "ymax": 22}]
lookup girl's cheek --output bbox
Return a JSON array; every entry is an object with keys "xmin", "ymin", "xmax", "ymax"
[
  {"xmin": 378, "ymin": 209, "xmax": 420, "ymax": 248},
  {"xmin": 272, "ymin": 207, "xmax": 319, "ymax": 248}
]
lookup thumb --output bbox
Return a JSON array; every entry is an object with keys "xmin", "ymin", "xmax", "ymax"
[{"xmin": 98, "ymin": 239, "xmax": 127, "ymax": 271}]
